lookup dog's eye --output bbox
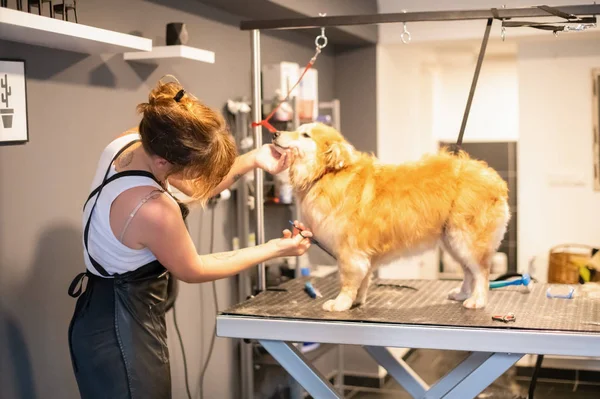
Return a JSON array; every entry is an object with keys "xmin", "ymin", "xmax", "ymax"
[{"xmin": 302, "ymin": 133, "xmax": 311, "ymax": 138}]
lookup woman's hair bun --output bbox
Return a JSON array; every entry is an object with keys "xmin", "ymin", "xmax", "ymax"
[{"xmin": 137, "ymin": 74, "xmax": 187, "ymax": 114}]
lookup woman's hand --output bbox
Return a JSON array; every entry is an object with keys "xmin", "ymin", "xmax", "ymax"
[
  {"xmin": 254, "ymin": 144, "xmax": 299, "ymax": 175},
  {"xmin": 270, "ymin": 220, "xmax": 312, "ymax": 257}
]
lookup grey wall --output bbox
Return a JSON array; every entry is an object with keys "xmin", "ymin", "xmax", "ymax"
[
  {"xmin": 0, "ymin": 1, "xmax": 334, "ymax": 398},
  {"xmin": 334, "ymin": 46, "xmax": 378, "ymax": 155}
]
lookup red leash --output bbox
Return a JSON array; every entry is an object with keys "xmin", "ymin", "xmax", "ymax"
[
  {"xmin": 252, "ymin": 59, "xmax": 317, "ymax": 133},
  {"xmin": 252, "ymin": 25, "xmax": 327, "ymax": 134}
]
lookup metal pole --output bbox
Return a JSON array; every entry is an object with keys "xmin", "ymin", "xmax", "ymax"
[
  {"xmin": 235, "ymin": 108, "xmax": 254, "ymax": 399},
  {"xmin": 251, "ymin": 29, "xmax": 266, "ymax": 293},
  {"xmin": 332, "ymin": 99, "xmax": 341, "ymax": 132},
  {"xmin": 456, "ymin": 18, "xmax": 493, "ymax": 148},
  {"xmin": 331, "ymin": 97, "xmax": 344, "ymax": 395}
]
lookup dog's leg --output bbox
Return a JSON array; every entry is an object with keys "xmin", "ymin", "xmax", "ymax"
[
  {"xmin": 354, "ymin": 271, "xmax": 373, "ymax": 306},
  {"xmin": 441, "ymin": 238, "xmax": 474, "ymax": 301},
  {"xmin": 323, "ymin": 255, "xmax": 370, "ymax": 312},
  {"xmin": 445, "ymin": 200, "xmax": 509, "ymax": 309},
  {"xmin": 443, "ymin": 228, "xmax": 488, "ymax": 309},
  {"xmin": 447, "ymin": 267, "xmax": 473, "ymax": 301},
  {"xmin": 462, "ymin": 262, "xmax": 490, "ymax": 309}
]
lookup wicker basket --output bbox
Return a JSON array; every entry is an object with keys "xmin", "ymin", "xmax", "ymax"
[{"xmin": 547, "ymin": 244, "xmax": 594, "ymax": 284}]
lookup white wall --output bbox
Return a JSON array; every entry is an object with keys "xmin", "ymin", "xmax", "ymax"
[
  {"xmin": 517, "ymin": 37, "xmax": 600, "ymax": 281},
  {"xmin": 377, "ymin": 44, "xmax": 436, "ymax": 164},
  {"xmin": 376, "ymin": 43, "xmax": 520, "ymax": 159},
  {"xmin": 433, "ymin": 54, "xmax": 519, "ymax": 143}
]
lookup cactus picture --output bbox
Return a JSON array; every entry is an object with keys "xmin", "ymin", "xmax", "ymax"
[
  {"xmin": 0, "ymin": 60, "xmax": 28, "ymax": 144},
  {"xmin": 1, "ymin": 74, "xmax": 12, "ymax": 108}
]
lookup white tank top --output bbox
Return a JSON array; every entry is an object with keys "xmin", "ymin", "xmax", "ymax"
[{"xmin": 82, "ymin": 134, "xmax": 163, "ymax": 277}]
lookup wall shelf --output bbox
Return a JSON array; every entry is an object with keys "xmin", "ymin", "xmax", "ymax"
[
  {"xmin": 123, "ymin": 45, "xmax": 215, "ymax": 64},
  {"xmin": 0, "ymin": 7, "xmax": 152, "ymax": 54}
]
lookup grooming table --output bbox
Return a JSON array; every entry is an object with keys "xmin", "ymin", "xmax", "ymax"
[{"xmin": 217, "ymin": 276, "xmax": 600, "ymax": 399}]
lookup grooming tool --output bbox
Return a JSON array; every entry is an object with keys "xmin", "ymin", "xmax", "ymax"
[
  {"xmin": 304, "ymin": 281, "xmax": 322, "ymax": 299},
  {"xmin": 489, "ymin": 273, "xmax": 532, "ymax": 291},
  {"xmin": 288, "ymin": 220, "xmax": 337, "ymax": 260},
  {"xmin": 546, "ymin": 285, "xmax": 575, "ymax": 299},
  {"xmin": 492, "ymin": 313, "xmax": 516, "ymax": 323}
]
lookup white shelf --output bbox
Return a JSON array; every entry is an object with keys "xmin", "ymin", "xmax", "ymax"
[
  {"xmin": 0, "ymin": 7, "xmax": 152, "ymax": 54},
  {"xmin": 123, "ymin": 45, "xmax": 215, "ymax": 64}
]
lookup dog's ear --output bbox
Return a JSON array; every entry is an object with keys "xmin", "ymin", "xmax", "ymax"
[{"xmin": 325, "ymin": 142, "xmax": 354, "ymax": 170}]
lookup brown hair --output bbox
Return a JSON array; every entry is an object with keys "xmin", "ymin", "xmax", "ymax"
[{"xmin": 137, "ymin": 77, "xmax": 237, "ymax": 204}]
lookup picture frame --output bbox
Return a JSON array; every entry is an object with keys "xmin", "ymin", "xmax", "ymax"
[
  {"xmin": 0, "ymin": 59, "xmax": 29, "ymax": 145},
  {"xmin": 593, "ymin": 68, "xmax": 600, "ymax": 191}
]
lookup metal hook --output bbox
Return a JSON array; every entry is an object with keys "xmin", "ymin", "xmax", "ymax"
[
  {"xmin": 315, "ymin": 12, "xmax": 328, "ymax": 50},
  {"xmin": 401, "ymin": 10, "xmax": 411, "ymax": 44}
]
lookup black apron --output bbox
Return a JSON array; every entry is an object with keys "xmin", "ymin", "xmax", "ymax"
[{"xmin": 68, "ymin": 139, "xmax": 186, "ymax": 399}]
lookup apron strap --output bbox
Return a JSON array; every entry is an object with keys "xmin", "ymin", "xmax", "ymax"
[
  {"xmin": 68, "ymin": 272, "xmax": 88, "ymax": 298},
  {"xmin": 83, "ymin": 139, "xmax": 141, "ymax": 210},
  {"xmin": 83, "ymin": 139, "xmax": 162, "ymax": 277}
]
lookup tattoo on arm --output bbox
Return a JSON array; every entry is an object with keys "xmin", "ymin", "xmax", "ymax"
[
  {"xmin": 210, "ymin": 250, "xmax": 239, "ymax": 260},
  {"xmin": 233, "ymin": 174, "xmax": 242, "ymax": 182},
  {"xmin": 117, "ymin": 150, "xmax": 134, "ymax": 168}
]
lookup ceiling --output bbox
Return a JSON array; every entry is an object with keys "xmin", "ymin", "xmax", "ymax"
[
  {"xmin": 194, "ymin": 0, "xmax": 378, "ymax": 50},
  {"xmin": 377, "ymin": 0, "xmax": 600, "ymax": 44}
]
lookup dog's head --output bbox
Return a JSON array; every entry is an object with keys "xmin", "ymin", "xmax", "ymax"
[{"xmin": 272, "ymin": 123, "xmax": 356, "ymax": 190}]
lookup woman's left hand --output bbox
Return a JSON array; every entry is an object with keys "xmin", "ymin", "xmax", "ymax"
[{"xmin": 254, "ymin": 144, "xmax": 294, "ymax": 175}]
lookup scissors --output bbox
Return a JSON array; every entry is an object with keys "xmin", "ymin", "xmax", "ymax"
[
  {"xmin": 492, "ymin": 313, "xmax": 516, "ymax": 323},
  {"xmin": 288, "ymin": 221, "xmax": 337, "ymax": 260}
]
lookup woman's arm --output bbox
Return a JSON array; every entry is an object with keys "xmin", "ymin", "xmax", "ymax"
[
  {"xmin": 169, "ymin": 145, "xmax": 294, "ymax": 198},
  {"xmin": 169, "ymin": 150, "xmax": 258, "ymax": 198},
  {"xmin": 133, "ymin": 194, "xmax": 311, "ymax": 283}
]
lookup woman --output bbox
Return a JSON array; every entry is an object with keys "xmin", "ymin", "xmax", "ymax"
[{"xmin": 67, "ymin": 78, "xmax": 312, "ymax": 399}]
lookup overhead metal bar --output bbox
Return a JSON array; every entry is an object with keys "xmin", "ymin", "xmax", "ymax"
[{"xmin": 240, "ymin": 4, "xmax": 600, "ymax": 31}]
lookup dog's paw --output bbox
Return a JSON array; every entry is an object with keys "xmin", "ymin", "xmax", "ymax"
[
  {"xmin": 322, "ymin": 297, "xmax": 353, "ymax": 312},
  {"xmin": 447, "ymin": 287, "xmax": 471, "ymax": 301},
  {"xmin": 462, "ymin": 293, "xmax": 487, "ymax": 309}
]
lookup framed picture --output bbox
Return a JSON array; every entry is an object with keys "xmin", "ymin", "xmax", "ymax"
[
  {"xmin": 0, "ymin": 59, "xmax": 29, "ymax": 145},
  {"xmin": 593, "ymin": 69, "xmax": 600, "ymax": 191}
]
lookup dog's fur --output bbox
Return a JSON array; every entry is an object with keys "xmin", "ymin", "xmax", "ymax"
[{"xmin": 273, "ymin": 123, "xmax": 510, "ymax": 312}]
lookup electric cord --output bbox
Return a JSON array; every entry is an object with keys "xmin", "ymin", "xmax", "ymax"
[
  {"xmin": 528, "ymin": 355, "xmax": 544, "ymax": 399},
  {"xmin": 173, "ymin": 303, "xmax": 193, "ymax": 399},
  {"xmin": 199, "ymin": 203, "xmax": 219, "ymax": 399},
  {"xmin": 172, "ymin": 217, "xmax": 193, "ymax": 399}
]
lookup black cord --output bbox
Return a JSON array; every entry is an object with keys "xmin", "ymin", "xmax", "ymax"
[
  {"xmin": 171, "ymin": 216, "xmax": 193, "ymax": 399},
  {"xmin": 528, "ymin": 355, "xmax": 544, "ymax": 399},
  {"xmin": 173, "ymin": 303, "xmax": 192, "ymax": 399},
  {"xmin": 199, "ymin": 204, "xmax": 219, "ymax": 399}
]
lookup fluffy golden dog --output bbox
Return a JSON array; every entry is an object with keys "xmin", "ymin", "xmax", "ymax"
[{"xmin": 273, "ymin": 123, "xmax": 509, "ymax": 312}]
